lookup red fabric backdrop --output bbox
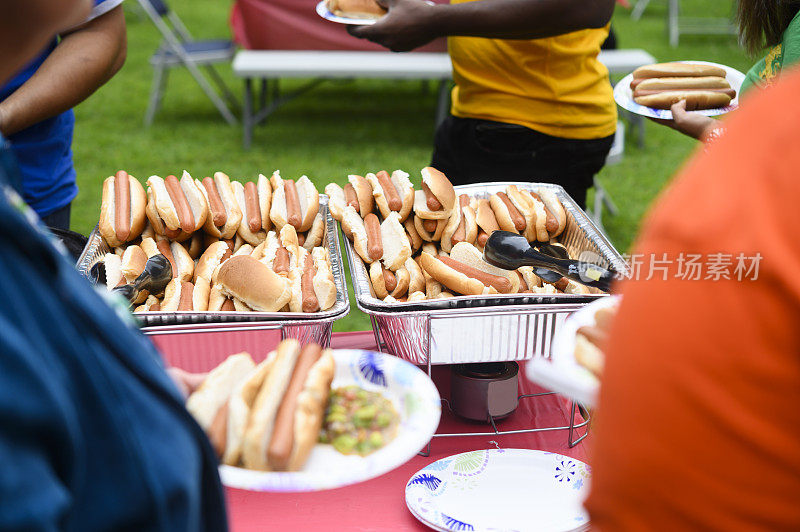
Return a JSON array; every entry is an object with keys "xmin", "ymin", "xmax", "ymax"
[{"xmin": 230, "ymin": 0, "xmax": 447, "ymax": 52}]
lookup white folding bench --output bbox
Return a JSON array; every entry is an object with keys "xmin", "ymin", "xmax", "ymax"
[
  {"xmin": 232, "ymin": 48, "xmax": 656, "ymax": 150},
  {"xmin": 233, "ymin": 50, "xmax": 452, "ymax": 149}
]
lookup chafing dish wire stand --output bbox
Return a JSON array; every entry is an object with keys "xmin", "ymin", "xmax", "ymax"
[
  {"xmin": 342, "ymin": 182, "xmax": 629, "ymax": 455},
  {"xmin": 76, "ymin": 195, "xmax": 350, "ymax": 346}
]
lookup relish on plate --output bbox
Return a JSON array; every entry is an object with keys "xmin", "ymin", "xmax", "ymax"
[{"xmin": 319, "ymin": 385, "xmax": 399, "ymax": 456}]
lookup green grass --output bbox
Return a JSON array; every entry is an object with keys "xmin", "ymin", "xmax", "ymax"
[{"xmin": 71, "ymin": 0, "xmax": 750, "ymax": 331}]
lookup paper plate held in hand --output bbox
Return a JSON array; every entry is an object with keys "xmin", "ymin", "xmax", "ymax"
[
  {"xmin": 527, "ymin": 295, "xmax": 620, "ymax": 408},
  {"xmin": 220, "ymin": 349, "xmax": 441, "ymax": 492},
  {"xmin": 613, "ymin": 61, "xmax": 746, "ymax": 119}
]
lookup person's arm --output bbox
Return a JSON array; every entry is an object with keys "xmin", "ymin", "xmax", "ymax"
[
  {"xmin": 348, "ymin": 0, "xmax": 615, "ymax": 52},
  {"xmin": 650, "ymin": 99, "xmax": 718, "ymax": 141},
  {"xmin": 0, "ymin": 4, "xmax": 126, "ymax": 136}
]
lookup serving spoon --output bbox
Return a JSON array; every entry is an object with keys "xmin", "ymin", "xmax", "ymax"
[{"xmin": 483, "ymin": 231, "xmax": 617, "ymax": 293}]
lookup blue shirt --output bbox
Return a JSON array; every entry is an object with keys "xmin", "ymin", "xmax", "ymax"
[
  {"xmin": 0, "ymin": 0, "xmax": 122, "ymax": 218},
  {"xmin": 0, "ymin": 137, "xmax": 227, "ymax": 531}
]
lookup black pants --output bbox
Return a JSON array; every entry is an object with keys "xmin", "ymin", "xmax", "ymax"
[
  {"xmin": 431, "ymin": 116, "xmax": 615, "ymax": 209},
  {"xmin": 41, "ymin": 203, "xmax": 71, "ymax": 231}
]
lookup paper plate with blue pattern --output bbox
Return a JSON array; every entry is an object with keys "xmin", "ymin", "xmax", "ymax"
[
  {"xmin": 220, "ymin": 349, "xmax": 441, "ymax": 492},
  {"xmin": 406, "ymin": 449, "xmax": 591, "ymax": 531},
  {"xmin": 614, "ymin": 60, "xmax": 745, "ymax": 119},
  {"xmin": 316, "ymin": 1, "xmax": 379, "ymax": 25}
]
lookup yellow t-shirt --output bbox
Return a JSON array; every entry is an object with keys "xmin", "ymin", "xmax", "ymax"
[{"xmin": 448, "ymin": 2, "xmax": 617, "ymax": 140}]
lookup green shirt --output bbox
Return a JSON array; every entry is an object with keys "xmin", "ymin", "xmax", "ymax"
[{"xmin": 741, "ymin": 11, "xmax": 800, "ymax": 96}]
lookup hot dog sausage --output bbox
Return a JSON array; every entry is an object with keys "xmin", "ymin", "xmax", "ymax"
[
  {"xmin": 207, "ymin": 402, "xmax": 228, "ymax": 458},
  {"xmin": 364, "ymin": 213, "xmax": 383, "ymax": 261},
  {"xmin": 476, "ymin": 230, "xmax": 489, "ymax": 248},
  {"xmin": 273, "ymin": 246, "xmax": 290, "ymax": 273},
  {"xmin": 301, "ymin": 255, "xmax": 320, "ymax": 313},
  {"xmin": 376, "ymin": 170, "xmax": 402, "ymax": 211},
  {"xmin": 497, "ymin": 192, "xmax": 526, "ymax": 231},
  {"xmin": 343, "ymin": 183, "xmax": 359, "ymax": 212},
  {"xmin": 267, "ymin": 344, "xmax": 324, "ymax": 470},
  {"xmin": 165, "ymin": 174, "xmax": 195, "ymax": 233},
  {"xmin": 156, "ymin": 240, "xmax": 177, "ymax": 278},
  {"xmin": 244, "ymin": 181, "xmax": 262, "ymax": 233},
  {"xmin": 297, "ymin": 232, "xmax": 306, "ymax": 247},
  {"xmin": 422, "ymin": 182, "xmax": 442, "ymax": 211},
  {"xmin": 422, "ymin": 219, "xmax": 437, "ymax": 233},
  {"xmin": 220, "ymin": 299, "xmax": 235, "ymax": 312},
  {"xmin": 383, "ymin": 267, "xmax": 397, "ymax": 293},
  {"xmin": 554, "ymin": 277, "xmax": 569, "ymax": 291},
  {"xmin": 438, "ymin": 256, "xmax": 512, "ymax": 293},
  {"xmin": 150, "ymin": 302, "xmax": 161, "ymax": 312},
  {"xmin": 203, "ymin": 176, "xmax": 227, "ymax": 228},
  {"xmin": 284, "ymin": 179, "xmax": 303, "ymax": 229},
  {"xmin": 530, "ymin": 192, "xmax": 558, "ymax": 234},
  {"xmin": 114, "ymin": 170, "xmax": 131, "ymax": 243},
  {"xmin": 178, "ymin": 281, "xmax": 194, "ymax": 311}
]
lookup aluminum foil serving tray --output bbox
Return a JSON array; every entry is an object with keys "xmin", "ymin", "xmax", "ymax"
[
  {"xmin": 343, "ymin": 182, "xmax": 628, "ymax": 364},
  {"xmin": 77, "ymin": 195, "xmax": 350, "ymax": 330}
]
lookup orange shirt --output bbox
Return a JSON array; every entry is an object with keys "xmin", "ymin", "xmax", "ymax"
[
  {"xmin": 448, "ymin": 0, "xmax": 617, "ymax": 140},
  {"xmin": 585, "ymin": 67, "xmax": 800, "ymax": 530}
]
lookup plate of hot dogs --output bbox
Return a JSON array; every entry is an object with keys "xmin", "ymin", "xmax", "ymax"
[
  {"xmin": 326, "ymin": 168, "xmax": 596, "ymax": 304},
  {"xmin": 185, "ymin": 339, "xmax": 441, "ymax": 492},
  {"xmin": 613, "ymin": 61, "xmax": 746, "ymax": 119},
  {"xmin": 527, "ymin": 295, "xmax": 620, "ymax": 408}
]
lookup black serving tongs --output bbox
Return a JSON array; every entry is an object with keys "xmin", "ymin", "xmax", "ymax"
[
  {"xmin": 89, "ymin": 254, "xmax": 173, "ymax": 305},
  {"xmin": 483, "ymin": 231, "xmax": 617, "ymax": 293}
]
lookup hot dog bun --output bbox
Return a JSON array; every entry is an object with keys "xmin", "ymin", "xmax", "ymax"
[
  {"xmin": 187, "ymin": 352, "xmax": 256, "ymax": 436},
  {"xmin": 380, "ymin": 212, "xmax": 412, "ymax": 271},
  {"xmin": 222, "ymin": 356, "xmax": 276, "ymax": 465},
  {"xmin": 217, "ymin": 255, "xmax": 292, "ymax": 312},
  {"xmin": 440, "ymin": 194, "xmax": 478, "ymax": 252},
  {"xmin": 632, "ymin": 62, "xmax": 727, "ymax": 79},
  {"xmin": 312, "ymin": 247, "xmax": 337, "ymax": 311},
  {"xmin": 341, "ymin": 205, "xmax": 374, "ymax": 264},
  {"xmin": 419, "ymin": 251, "xmax": 486, "ymax": 296},
  {"xmin": 634, "ymin": 90, "xmax": 731, "ymax": 110},
  {"xmin": 99, "ymin": 171, "xmax": 147, "ymax": 248},
  {"xmin": 413, "ymin": 167, "xmax": 456, "ymax": 220},
  {"xmin": 326, "ymin": 0, "xmax": 386, "ymax": 19},
  {"xmin": 242, "ymin": 340, "xmax": 334, "ymax": 471},
  {"xmin": 302, "ymin": 212, "xmax": 325, "ymax": 251}
]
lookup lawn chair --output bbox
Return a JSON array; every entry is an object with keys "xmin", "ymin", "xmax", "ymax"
[{"xmin": 138, "ymin": 0, "xmax": 238, "ymax": 125}]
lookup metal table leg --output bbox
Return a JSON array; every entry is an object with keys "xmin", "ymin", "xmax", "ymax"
[{"xmin": 243, "ymin": 78, "xmax": 253, "ymax": 150}]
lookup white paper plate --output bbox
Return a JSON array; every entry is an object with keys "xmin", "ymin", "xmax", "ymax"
[
  {"xmin": 316, "ymin": 0, "xmax": 381, "ymax": 25},
  {"xmin": 526, "ymin": 296, "xmax": 620, "ymax": 408},
  {"xmin": 220, "ymin": 349, "xmax": 441, "ymax": 492},
  {"xmin": 613, "ymin": 61, "xmax": 746, "ymax": 119},
  {"xmin": 406, "ymin": 449, "xmax": 591, "ymax": 532}
]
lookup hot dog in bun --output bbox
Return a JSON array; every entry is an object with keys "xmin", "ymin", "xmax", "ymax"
[
  {"xmin": 146, "ymin": 171, "xmax": 209, "ymax": 241},
  {"xmin": 241, "ymin": 341, "xmax": 335, "ymax": 471},
  {"xmin": 413, "ymin": 167, "xmax": 456, "ymax": 220},
  {"xmin": 197, "ymin": 172, "xmax": 243, "ymax": 240},
  {"xmin": 367, "ymin": 170, "xmax": 414, "ymax": 222},
  {"xmin": 269, "ymin": 172, "xmax": 320, "ymax": 233},
  {"xmin": 99, "ymin": 170, "xmax": 147, "ymax": 247}
]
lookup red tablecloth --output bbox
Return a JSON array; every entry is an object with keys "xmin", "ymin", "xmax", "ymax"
[
  {"xmin": 225, "ymin": 331, "xmax": 589, "ymax": 531},
  {"xmin": 230, "ymin": 0, "xmax": 447, "ymax": 52}
]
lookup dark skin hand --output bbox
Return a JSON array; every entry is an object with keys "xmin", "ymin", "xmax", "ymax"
[
  {"xmin": 649, "ymin": 99, "xmax": 718, "ymax": 140},
  {"xmin": 0, "ymin": 5, "xmax": 127, "ymax": 136},
  {"xmin": 348, "ymin": 0, "xmax": 615, "ymax": 52}
]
